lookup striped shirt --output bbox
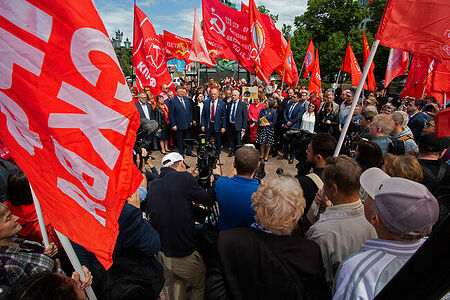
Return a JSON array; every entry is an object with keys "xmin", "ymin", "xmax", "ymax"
[{"xmin": 333, "ymin": 238, "xmax": 425, "ymax": 300}]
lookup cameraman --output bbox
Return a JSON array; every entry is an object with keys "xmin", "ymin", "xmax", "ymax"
[
  {"xmin": 212, "ymin": 146, "xmax": 260, "ymax": 231},
  {"xmin": 147, "ymin": 153, "xmax": 215, "ymax": 300}
]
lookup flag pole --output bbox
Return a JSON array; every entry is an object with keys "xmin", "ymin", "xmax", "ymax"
[
  {"xmin": 29, "ymin": 184, "xmax": 49, "ymax": 247},
  {"xmin": 56, "ymin": 230, "xmax": 97, "ymax": 300},
  {"xmin": 335, "ymin": 70, "xmax": 342, "ymax": 87},
  {"xmin": 298, "ymin": 59, "xmax": 305, "ymax": 84},
  {"xmin": 334, "ymin": 40, "xmax": 380, "ymax": 156},
  {"xmin": 280, "ymin": 64, "xmax": 286, "ymax": 98},
  {"xmin": 444, "ymin": 92, "xmax": 447, "ymax": 109}
]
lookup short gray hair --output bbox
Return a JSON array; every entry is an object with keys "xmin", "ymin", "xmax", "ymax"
[{"xmin": 392, "ymin": 111, "xmax": 409, "ymax": 127}]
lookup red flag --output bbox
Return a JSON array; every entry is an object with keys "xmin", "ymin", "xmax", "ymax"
[
  {"xmin": 384, "ymin": 48, "xmax": 409, "ymax": 88},
  {"xmin": 303, "ymin": 39, "xmax": 315, "ymax": 78},
  {"xmin": 400, "ymin": 54, "xmax": 433, "ymax": 99},
  {"xmin": 0, "ymin": 0, "xmax": 142, "ymax": 268},
  {"xmin": 202, "ymin": 0, "xmax": 248, "ymax": 66},
  {"xmin": 189, "ymin": 10, "xmax": 215, "ymax": 67},
  {"xmin": 241, "ymin": 2, "xmax": 249, "ymax": 13},
  {"xmin": 248, "ymin": 0, "xmax": 282, "ymax": 84},
  {"xmin": 432, "ymin": 62, "xmax": 450, "ymax": 93},
  {"xmin": 341, "ymin": 44, "xmax": 364, "ymax": 88},
  {"xmin": 308, "ymin": 49, "xmax": 321, "ymax": 92},
  {"xmin": 276, "ymin": 38, "xmax": 299, "ymax": 88},
  {"xmin": 362, "ymin": 30, "xmax": 376, "ymax": 91},
  {"xmin": 133, "ymin": 5, "xmax": 174, "ymax": 94},
  {"xmin": 435, "ymin": 108, "xmax": 450, "ymax": 138},
  {"xmin": 376, "ymin": 0, "xmax": 450, "ymax": 70},
  {"xmin": 163, "ymin": 30, "xmax": 192, "ymax": 63}
]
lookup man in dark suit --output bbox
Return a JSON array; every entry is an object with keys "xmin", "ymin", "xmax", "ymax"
[
  {"xmin": 407, "ymin": 98, "xmax": 428, "ymax": 140},
  {"xmin": 281, "ymin": 92, "xmax": 305, "ymax": 164},
  {"xmin": 135, "ymin": 91, "xmax": 154, "ymax": 147},
  {"xmin": 226, "ymin": 90, "xmax": 248, "ymax": 157},
  {"xmin": 201, "ymin": 88, "xmax": 227, "ymax": 157},
  {"xmin": 169, "ymin": 86, "xmax": 196, "ymax": 157}
]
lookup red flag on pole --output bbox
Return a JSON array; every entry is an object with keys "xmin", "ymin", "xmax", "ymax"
[
  {"xmin": 248, "ymin": 0, "xmax": 282, "ymax": 84},
  {"xmin": 341, "ymin": 44, "xmax": 364, "ymax": 88},
  {"xmin": 303, "ymin": 39, "xmax": 315, "ymax": 78},
  {"xmin": 308, "ymin": 49, "xmax": 321, "ymax": 92},
  {"xmin": 400, "ymin": 54, "xmax": 434, "ymax": 99},
  {"xmin": 241, "ymin": 2, "xmax": 249, "ymax": 13},
  {"xmin": 432, "ymin": 62, "xmax": 450, "ymax": 93},
  {"xmin": 163, "ymin": 30, "xmax": 192, "ymax": 63},
  {"xmin": 276, "ymin": 38, "xmax": 299, "ymax": 88},
  {"xmin": 362, "ymin": 30, "xmax": 376, "ymax": 91},
  {"xmin": 384, "ymin": 48, "xmax": 409, "ymax": 88},
  {"xmin": 375, "ymin": 0, "xmax": 450, "ymax": 70},
  {"xmin": 202, "ymin": 0, "xmax": 248, "ymax": 66},
  {"xmin": 188, "ymin": 9, "xmax": 215, "ymax": 67},
  {"xmin": 435, "ymin": 108, "xmax": 450, "ymax": 138},
  {"xmin": 0, "ymin": 0, "xmax": 142, "ymax": 268},
  {"xmin": 133, "ymin": 5, "xmax": 174, "ymax": 94}
]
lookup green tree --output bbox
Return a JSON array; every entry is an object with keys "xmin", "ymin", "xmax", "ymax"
[
  {"xmin": 257, "ymin": 5, "xmax": 279, "ymax": 23},
  {"xmin": 115, "ymin": 48, "xmax": 133, "ymax": 77},
  {"xmin": 281, "ymin": 24, "xmax": 293, "ymax": 40}
]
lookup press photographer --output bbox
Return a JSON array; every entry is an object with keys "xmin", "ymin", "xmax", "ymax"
[
  {"xmin": 134, "ymin": 118, "xmax": 159, "ymax": 170},
  {"xmin": 146, "ymin": 152, "xmax": 215, "ymax": 300},
  {"xmin": 282, "ymin": 128, "xmax": 315, "ymax": 176}
]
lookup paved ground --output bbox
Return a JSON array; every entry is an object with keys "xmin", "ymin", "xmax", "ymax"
[{"xmin": 150, "ymin": 146, "xmax": 299, "ymax": 183}]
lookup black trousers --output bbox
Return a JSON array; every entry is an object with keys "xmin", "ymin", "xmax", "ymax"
[{"xmin": 228, "ymin": 125, "xmax": 242, "ymax": 154}]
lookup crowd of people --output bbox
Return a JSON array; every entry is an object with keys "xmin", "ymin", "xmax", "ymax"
[{"xmin": 0, "ymin": 75, "xmax": 449, "ymax": 299}]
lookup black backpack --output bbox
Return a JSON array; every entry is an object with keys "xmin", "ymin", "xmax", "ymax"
[{"xmin": 388, "ymin": 139, "xmax": 406, "ymax": 155}]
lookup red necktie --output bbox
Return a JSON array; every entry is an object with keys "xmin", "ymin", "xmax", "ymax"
[{"xmin": 211, "ymin": 100, "xmax": 215, "ymax": 121}]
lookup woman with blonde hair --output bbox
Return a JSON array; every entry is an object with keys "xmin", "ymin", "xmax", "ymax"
[
  {"xmin": 206, "ymin": 177, "xmax": 330, "ymax": 299},
  {"xmin": 383, "ymin": 153, "xmax": 423, "ymax": 182}
]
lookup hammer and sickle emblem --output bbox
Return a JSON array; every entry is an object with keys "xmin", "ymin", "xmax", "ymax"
[
  {"xmin": 146, "ymin": 44, "xmax": 164, "ymax": 70},
  {"xmin": 210, "ymin": 12, "xmax": 226, "ymax": 37}
]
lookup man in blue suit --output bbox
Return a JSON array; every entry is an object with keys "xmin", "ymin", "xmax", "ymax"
[
  {"xmin": 281, "ymin": 92, "xmax": 305, "ymax": 164},
  {"xmin": 226, "ymin": 90, "xmax": 248, "ymax": 157},
  {"xmin": 407, "ymin": 98, "xmax": 428, "ymax": 140},
  {"xmin": 169, "ymin": 86, "xmax": 196, "ymax": 157},
  {"xmin": 201, "ymin": 88, "xmax": 227, "ymax": 157}
]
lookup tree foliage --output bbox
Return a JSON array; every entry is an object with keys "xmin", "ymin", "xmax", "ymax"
[
  {"xmin": 257, "ymin": 5, "xmax": 279, "ymax": 23},
  {"xmin": 281, "ymin": 24, "xmax": 293, "ymax": 40},
  {"xmin": 290, "ymin": 0, "xmax": 390, "ymax": 86},
  {"xmin": 115, "ymin": 48, "xmax": 133, "ymax": 77}
]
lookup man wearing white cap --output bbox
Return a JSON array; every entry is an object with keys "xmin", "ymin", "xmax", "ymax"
[
  {"xmin": 265, "ymin": 77, "xmax": 277, "ymax": 94},
  {"xmin": 333, "ymin": 167, "xmax": 439, "ymax": 300},
  {"xmin": 147, "ymin": 152, "xmax": 215, "ymax": 300}
]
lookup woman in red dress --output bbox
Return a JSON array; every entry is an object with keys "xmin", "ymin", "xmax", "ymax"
[{"xmin": 248, "ymin": 94, "xmax": 265, "ymax": 144}]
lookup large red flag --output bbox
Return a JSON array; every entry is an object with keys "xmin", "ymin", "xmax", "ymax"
[
  {"xmin": 432, "ymin": 62, "xmax": 450, "ymax": 93},
  {"xmin": 276, "ymin": 38, "xmax": 299, "ymax": 88},
  {"xmin": 400, "ymin": 54, "xmax": 433, "ymax": 99},
  {"xmin": 384, "ymin": 48, "xmax": 409, "ymax": 88},
  {"xmin": 163, "ymin": 30, "xmax": 192, "ymax": 63},
  {"xmin": 202, "ymin": 0, "xmax": 249, "ymax": 67},
  {"xmin": 376, "ymin": 0, "xmax": 449, "ymax": 70},
  {"xmin": 133, "ymin": 5, "xmax": 174, "ymax": 94},
  {"xmin": 435, "ymin": 108, "xmax": 450, "ymax": 138},
  {"xmin": 241, "ymin": 2, "xmax": 249, "ymax": 13},
  {"xmin": 0, "ymin": 0, "xmax": 142, "ymax": 268},
  {"xmin": 188, "ymin": 10, "xmax": 215, "ymax": 67},
  {"xmin": 362, "ymin": 30, "xmax": 376, "ymax": 91},
  {"xmin": 308, "ymin": 49, "xmax": 321, "ymax": 92},
  {"xmin": 341, "ymin": 44, "xmax": 364, "ymax": 88},
  {"xmin": 303, "ymin": 39, "xmax": 315, "ymax": 78},
  {"xmin": 248, "ymin": 0, "xmax": 282, "ymax": 84}
]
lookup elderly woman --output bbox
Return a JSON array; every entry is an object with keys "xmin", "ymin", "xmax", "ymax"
[
  {"xmin": 206, "ymin": 177, "xmax": 330, "ymax": 300},
  {"xmin": 0, "ymin": 203, "xmax": 92, "ymax": 288}
]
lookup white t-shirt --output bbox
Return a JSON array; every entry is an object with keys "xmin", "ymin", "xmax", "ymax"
[{"xmin": 301, "ymin": 112, "xmax": 315, "ymax": 133}]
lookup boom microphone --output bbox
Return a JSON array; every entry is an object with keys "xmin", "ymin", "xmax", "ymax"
[{"xmin": 137, "ymin": 118, "xmax": 159, "ymax": 138}]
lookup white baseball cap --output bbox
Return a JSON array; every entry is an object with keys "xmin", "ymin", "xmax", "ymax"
[{"xmin": 162, "ymin": 152, "xmax": 184, "ymax": 168}]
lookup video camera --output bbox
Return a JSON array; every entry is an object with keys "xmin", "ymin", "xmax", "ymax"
[
  {"xmin": 134, "ymin": 119, "xmax": 158, "ymax": 169},
  {"xmin": 282, "ymin": 129, "xmax": 315, "ymax": 176},
  {"xmin": 340, "ymin": 122, "xmax": 362, "ymax": 156}
]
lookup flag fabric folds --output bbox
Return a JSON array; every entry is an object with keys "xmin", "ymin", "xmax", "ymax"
[
  {"xmin": 341, "ymin": 44, "xmax": 364, "ymax": 88},
  {"xmin": 384, "ymin": 48, "xmax": 409, "ymax": 88},
  {"xmin": 133, "ymin": 5, "xmax": 174, "ymax": 94},
  {"xmin": 303, "ymin": 40, "xmax": 315, "ymax": 78},
  {"xmin": 435, "ymin": 108, "xmax": 450, "ymax": 138},
  {"xmin": 0, "ymin": 0, "xmax": 142, "ymax": 268},
  {"xmin": 376, "ymin": 0, "xmax": 449, "ymax": 70},
  {"xmin": 163, "ymin": 30, "xmax": 192, "ymax": 63},
  {"xmin": 362, "ymin": 30, "xmax": 376, "ymax": 91},
  {"xmin": 248, "ymin": 0, "xmax": 282, "ymax": 84},
  {"xmin": 400, "ymin": 54, "xmax": 434, "ymax": 99},
  {"xmin": 189, "ymin": 9, "xmax": 215, "ymax": 67},
  {"xmin": 276, "ymin": 38, "xmax": 299, "ymax": 88},
  {"xmin": 432, "ymin": 62, "xmax": 450, "ymax": 93},
  {"xmin": 308, "ymin": 49, "xmax": 321, "ymax": 92}
]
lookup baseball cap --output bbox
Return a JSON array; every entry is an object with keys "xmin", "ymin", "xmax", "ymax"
[
  {"xmin": 360, "ymin": 167, "xmax": 439, "ymax": 234},
  {"xmin": 346, "ymin": 90, "xmax": 354, "ymax": 97},
  {"xmin": 270, "ymin": 77, "xmax": 276, "ymax": 81},
  {"xmin": 162, "ymin": 152, "xmax": 184, "ymax": 168}
]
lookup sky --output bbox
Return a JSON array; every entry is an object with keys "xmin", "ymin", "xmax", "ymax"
[{"xmin": 94, "ymin": 0, "xmax": 308, "ymax": 44}]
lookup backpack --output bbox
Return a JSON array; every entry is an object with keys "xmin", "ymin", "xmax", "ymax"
[
  {"xmin": 388, "ymin": 139, "xmax": 406, "ymax": 155},
  {"xmin": 0, "ymin": 158, "xmax": 18, "ymax": 202},
  {"xmin": 421, "ymin": 163, "xmax": 449, "ymax": 228}
]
